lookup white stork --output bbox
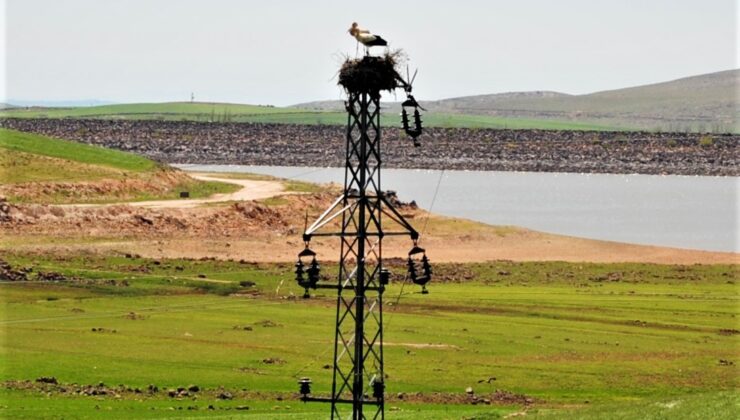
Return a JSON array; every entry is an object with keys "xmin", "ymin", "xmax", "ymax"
[{"xmin": 348, "ymin": 22, "xmax": 387, "ymax": 55}]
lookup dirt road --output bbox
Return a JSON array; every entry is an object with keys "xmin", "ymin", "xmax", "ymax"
[
  {"xmin": 129, "ymin": 174, "xmax": 287, "ymax": 209},
  {"xmin": 58, "ymin": 174, "xmax": 288, "ymax": 209}
]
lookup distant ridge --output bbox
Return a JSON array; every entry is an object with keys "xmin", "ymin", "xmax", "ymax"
[
  {"xmin": 2, "ymin": 70, "xmax": 736, "ymax": 132},
  {"xmin": 296, "ymin": 69, "xmax": 739, "ymax": 132}
]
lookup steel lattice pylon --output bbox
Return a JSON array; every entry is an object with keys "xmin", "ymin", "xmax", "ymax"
[
  {"xmin": 294, "ymin": 50, "xmax": 432, "ymax": 419},
  {"xmin": 297, "ymin": 90, "xmax": 420, "ymax": 419}
]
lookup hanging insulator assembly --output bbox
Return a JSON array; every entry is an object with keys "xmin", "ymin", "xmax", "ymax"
[
  {"xmin": 400, "ymin": 94, "xmax": 424, "ymax": 147},
  {"xmin": 371, "ymin": 378, "xmax": 385, "ymax": 400},
  {"xmin": 296, "ymin": 247, "xmax": 320, "ymax": 298},
  {"xmin": 307, "ymin": 256, "xmax": 320, "ymax": 285},
  {"xmin": 413, "ymin": 108, "xmax": 423, "ymax": 131},
  {"xmin": 401, "ymin": 108, "xmax": 411, "ymax": 132},
  {"xmin": 379, "ymin": 268, "xmax": 390, "ymax": 286},
  {"xmin": 407, "ymin": 243, "xmax": 432, "ymax": 294}
]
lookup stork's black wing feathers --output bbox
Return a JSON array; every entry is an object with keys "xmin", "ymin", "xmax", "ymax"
[{"xmin": 366, "ymin": 36, "xmax": 387, "ymax": 46}]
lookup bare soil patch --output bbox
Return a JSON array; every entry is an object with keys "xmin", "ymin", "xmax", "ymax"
[
  {"xmin": 0, "ymin": 168, "xmax": 192, "ymax": 204},
  {"xmin": 1, "ymin": 189, "xmax": 737, "ymax": 264}
]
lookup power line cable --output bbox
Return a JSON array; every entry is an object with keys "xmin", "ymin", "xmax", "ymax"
[{"xmin": 385, "ymin": 169, "xmax": 445, "ymax": 332}]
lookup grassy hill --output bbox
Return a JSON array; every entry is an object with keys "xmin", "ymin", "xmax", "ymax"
[
  {"xmin": 4, "ymin": 70, "xmax": 735, "ymax": 132},
  {"xmin": 0, "ymin": 128, "xmax": 237, "ymax": 203},
  {"xmin": 423, "ymin": 69, "xmax": 739, "ymax": 132},
  {"xmin": 298, "ymin": 70, "xmax": 740, "ymax": 132},
  {"xmin": 0, "ymin": 102, "xmax": 620, "ymax": 131},
  {"xmin": 1, "ymin": 128, "xmax": 157, "ymax": 176}
]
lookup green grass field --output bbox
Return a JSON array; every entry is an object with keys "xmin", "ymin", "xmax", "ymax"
[
  {"xmin": 0, "ymin": 128, "xmax": 156, "ymax": 174},
  {"xmin": 0, "ymin": 102, "xmax": 290, "ymax": 120},
  {"xmin": 1, "ymin": 253, "xmax": 737, "ymax": 418},
  {"xmin": 0, "ymin": 102, "xmax": 620, "ymax": 131},
  {"xmin": 0, "ymin": 128, "xmax": 239, "ymax": 203}
]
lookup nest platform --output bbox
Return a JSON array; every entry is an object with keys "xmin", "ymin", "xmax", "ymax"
[{"xmin": 338, "ymin": 53, "xmax": 402, "ymax": 94}]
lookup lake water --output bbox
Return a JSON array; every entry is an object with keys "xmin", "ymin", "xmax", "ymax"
[{"xmin": 177, "ymin": 164, "xmax": 738, "ymax": 253}]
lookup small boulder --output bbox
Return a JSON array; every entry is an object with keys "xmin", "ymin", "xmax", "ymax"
[{"xmin": 217, "ymin": 391, "xmax": 233, "ymax": 400}]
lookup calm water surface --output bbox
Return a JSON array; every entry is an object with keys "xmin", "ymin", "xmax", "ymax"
[{"xmin": 178, "ymin": 164, "xmax": 738, "ymax": 253}]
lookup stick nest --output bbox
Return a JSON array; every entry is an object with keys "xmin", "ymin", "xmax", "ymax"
[{"xmin": 338, "ymin": 51, "xmax": 404, "ymax": 94}]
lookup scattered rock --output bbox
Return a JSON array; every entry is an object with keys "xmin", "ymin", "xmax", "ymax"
[
  {"xmin": 91, "ymin": 327, "xmax": 116, "ymax": 333},
  {"xmin": 0, "ymin": 259, "xmax": 29, "ymax": 281},
  {"xmin": 134, "ymin": 215, "xmax": 154, "ymax": 226},
  {"xmin": 217, "ymin": 391, "xmax": 233, "ymax": 400},
  {"xmin": 36, "ymin": 271, "xmax": 70, "ymax": 282},
  {"xmin": 491, "ymin": 389, "xmax": 535, "ymax": 405},
  {"xmin": 233, "ymin": 325, "xmax": 253, "ymax": 331},
  {"xmin": 2, "ymin": 119, "xmax": 736, "ymax": 176},
  {"xmin": 124, "ymin": 312, "xmax": 147, "ymax": 320}
]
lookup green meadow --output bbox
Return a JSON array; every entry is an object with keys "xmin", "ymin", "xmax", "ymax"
[
  {"xmin": 0, "ymin": 128, "xmax": 157, "ymax": 175},
  {"xmin": 0, "ymin": 128, "xmax": 238, "ymax": 203},
  {"xmin": 1, "ymin": 125, "xmax": 737, "ymax": 418},
  {"xmin": 0, "ymin": 102, "xmax": 619, "ymax": 131},
  {"xmin": 1, "ymin": 253, "xmax": 737, "ymax": 418}
]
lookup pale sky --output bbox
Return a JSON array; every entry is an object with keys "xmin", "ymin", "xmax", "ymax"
[{"xmin": 2, "ymin": 0, "xmax": 737, "ymax": 106}]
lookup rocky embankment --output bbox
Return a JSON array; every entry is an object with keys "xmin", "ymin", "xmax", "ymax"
[{"xmin": 2, "ymin": 118, "xmax": 737, "ymax": 176}]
